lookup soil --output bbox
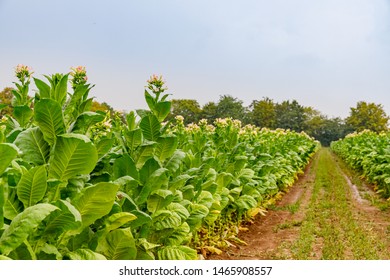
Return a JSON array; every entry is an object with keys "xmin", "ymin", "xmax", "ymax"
[{"xmin": 207, "ymin": 149, "xmax": 390, "ymax": 260}]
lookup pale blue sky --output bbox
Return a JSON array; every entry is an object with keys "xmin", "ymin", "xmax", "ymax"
[{"xmin": 1, "ymin": 0, "xmax": 390, "ymax": 118}]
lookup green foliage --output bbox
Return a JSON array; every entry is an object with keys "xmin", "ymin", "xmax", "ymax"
[
  {"xmin": 215, "ymin": 95, "xmax": 248, "ymax": 122},
  {"xmin": 0, "ymin": 87, "xmax": 14, "ymax": 118},
  {"xmin": 275, "ymin": 100, "xmax": 307, "ymax": 132},
  {"xmin": 250, "ymin": 97, "xmax": 276, "ymax": 128},
  {"xmin": 346, "ymin": 101, "xmax": 389, "ymax": 133},
  {"xmin": 167, "ymin": 99, "xmax": 202, "ymax": 124},
  {"xmin": 331, "ymin": 130, "xmax": 390, "ymax": 197},
  {"xmin": 0, "ymin": 204, "xmax": 58, "ymax": 256}
]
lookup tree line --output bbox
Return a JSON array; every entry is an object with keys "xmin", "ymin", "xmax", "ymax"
[
  {"xmin": 165, "ymin": 95, "xmax": 388, "ymax": 146},
  {"xmin": 1, "ymin": 87, "xmax": 388, "ymax": 146}
]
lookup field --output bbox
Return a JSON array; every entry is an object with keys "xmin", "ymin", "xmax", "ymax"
[{"xmin": 1, "ymin": 68, "xmax": 390, "ymax": 260}]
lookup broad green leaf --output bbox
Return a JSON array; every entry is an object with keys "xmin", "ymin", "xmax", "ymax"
[
  {"xmin": 165, "ymin": 202, "xmax": 190, "ymax": 220},
  {"xmin": 14, "ymin": 127, "xmax": 50, "ymax": 165},
  {"xmin": 13, "ymin": 105, "xmax": 33, "ymax": 127},
  {"xmin": 73, "ymin": 182, "xmax": 118, "ymax": 227},
  {"xmin": 234, "ymin": 155, "xmax": 248, "ymax": 173},
  {"xmin": 197, "ymin": 191, "xmax": 214, "ymax": 209},
  {"xmin": 104, "ymin": 212, "xmax": 137, "ymax": 232},
  {"xmin": 79, "ymin": 97, "xmax": 93, "ymax": 113},
  {"xmin": 0, "ymin": 203, "xmax": 58, "ymax": 255},
  {"xmin": 33, "ymin": 78, "xmax": 50, "ymax": 98},
  {"xmin": 53, "ymin": 73, "xmax": 69, "ymax": 105},
  {"xmin": 71, "ymin": 111, "xmax": 105, "ymax": 134},
  {"xmin": 136, "ymin": 168, "xmax": 168, "ymax": 204},
  {"xmin": 0, "ymin": 255, "xmax": 12, "ymax": 260},
  {"xmin": 3, "ymin": 190, "xmax": 23, "ymax": 220},
  {"xmin": 129, "ymin": 210, "xmax": 152, "ymax": 229},
  {"xmin": 144, "ymin": 90, "xmax": 156, "ymax": 110},
  {"xmin": 124, "ymin": 128, "xmax": 142, "ymax": 152},
  {"xmin": 102, "ymin": 228, "xmax": 136, "ymax": 260},
  {"xmin": 134, "ymin": 142, "xmax": 156, "ymax": 169},
  {"xmin": 165, "ymin": 222, "xmax": 191, "ymax": 246},
  {"xmin": 43, "ymin": 200, "xmax": 82, "ymax": 235},
  {"xmin": 216, "ymin": 172, "xmax": 233, "ymax": 190},
  {"xmin": 0, "ymin": 143, "xmax": 18, "ymax": 174},
  {"xmin": 157, "ymin": 245, "xmax": 197, "ymax": 260},
  {"xmin": 113, "ymin": 154, "xmax": 139, "ymax": 181},
  {"xmin": 34, "ymin": 99, "xmax": 65, "ymax": 146},
  {"xmin": 165, "ymin": 150, "xmax": 186, "ymax": 173},
  {"xmin": 152, "ymin": 210, "xmax": 181, "ymax": 230},
  {"xmin": 147, "ymin": 189, "xmax": 174, "ymax": 213},
  {"xmin": 154, "ymin": 101, "xmax": 171, "ymax": 122},
  {"xmin": 48, "ymin": 133, "xmax": 98, "ymax": 181},
  {"xmin": 139, "ymin": 157, "xmax": 160, "ymax": 185},
  {"xmin": 17, "ymin": 165, "xmax": 47, "ymax": 208},
  {"xmin": 235, "ymin": 195, "xmax": 257, "ymax": 211},
  {"xmin": 64, "ymin": 84, "xmax": 89, "ymax": 118},
  {"xmin": 96, "ymin": 137, "xmax": 115, "ymax": 159},
  {"xmin": 202, "ymin": 182, "xmax": 218, "ymax": 194},
  {"xmin": 168, "ymin": 174, "xmax": 192, "ymax": 190},
  {"xmin": 66, "ymin": 249, "xmax": 106, "ymax": 260},
  {"xmin": 187, "ymin": 203, "xmax": 209, "ymax": 229},
  {"xmin": 238, "ymin": 168, "xmax": 255, "ymax": 181},
  {"xmin": 156, "ymin": 135, "xmax": 178, "ymax": 161},
  {"xmin": 140, "ymin": 114, "xmax": 161, "ymax": 141},
  {"xmin": 126, "ymin": 111, "xmax": 137, "ymax": 131}
]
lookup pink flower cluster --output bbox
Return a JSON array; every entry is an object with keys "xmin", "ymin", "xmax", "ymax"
[
  {"xmin": 146, "ymin": 74, "xmax": 168, "ymax": 92},
  {"xmin": 70, "ymin": 66, "xmax": 88, "ymax": 81},
  {"xmin": 15, "ymin": 64, "xmax": 33, "ymax": 81},
  {"xmin": 70, "ymin": 66, "xmax": 88, "ymax": 87}
]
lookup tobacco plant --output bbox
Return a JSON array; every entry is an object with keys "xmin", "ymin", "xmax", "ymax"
[
  {"xmin": 0, "ymin": 66, "xmax": 319, "ymax": 260},
  {"xmin": 331, "ymin": 130, "xmax": 390, "ymax": 197}
]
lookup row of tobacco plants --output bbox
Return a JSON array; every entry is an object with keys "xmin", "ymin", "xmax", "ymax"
[
  {"xmin": 331, "ymin": 130, "xmax": 390, "ymax": 198},
  {"xmin": 0, "ymin": 66, "xmax": 319, "ymax": 260}
]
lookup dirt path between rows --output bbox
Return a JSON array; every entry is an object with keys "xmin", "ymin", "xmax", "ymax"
[{"xmin": 208, "ymin": 149, "xmax": 390, "ymax": 260}]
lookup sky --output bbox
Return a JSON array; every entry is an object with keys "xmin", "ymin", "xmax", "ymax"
[{"xmin": 1, "ymin": 0, "xmax": 390, "ymax": 118}]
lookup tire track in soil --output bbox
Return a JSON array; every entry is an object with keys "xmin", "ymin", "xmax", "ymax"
[{"xmin": 332, "ymin": 154, "xmax": 390, "ymax": 259}]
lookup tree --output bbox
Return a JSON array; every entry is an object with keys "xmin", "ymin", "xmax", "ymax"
[
  {"xmin": 0, "ymin": 87, "xmax": 14, "ymax": 117},
  {"xmin": 200, "ymin": 101, "xmax": 218, "ymax": 122},
  {"xmin": 167, "ymin": 99, "xmax": 202, "ymax": 124},
  {"xmin": 275, "ymin": 100, "xmax": 307, "ymax": 132},
  {"xmin": 215, "ymin": 95, "xmax": 247, "ymax": 122},
  {"xmin": 346, "ymin": 101, "xmax": 389, "ymax": 132},
  {"xmin": 250, "ymin": 97, "xmax": 276, "ymax": 128},
  {"xmin": 91, "ymin": 100, "xmax": 115, "ymax": 115}
]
